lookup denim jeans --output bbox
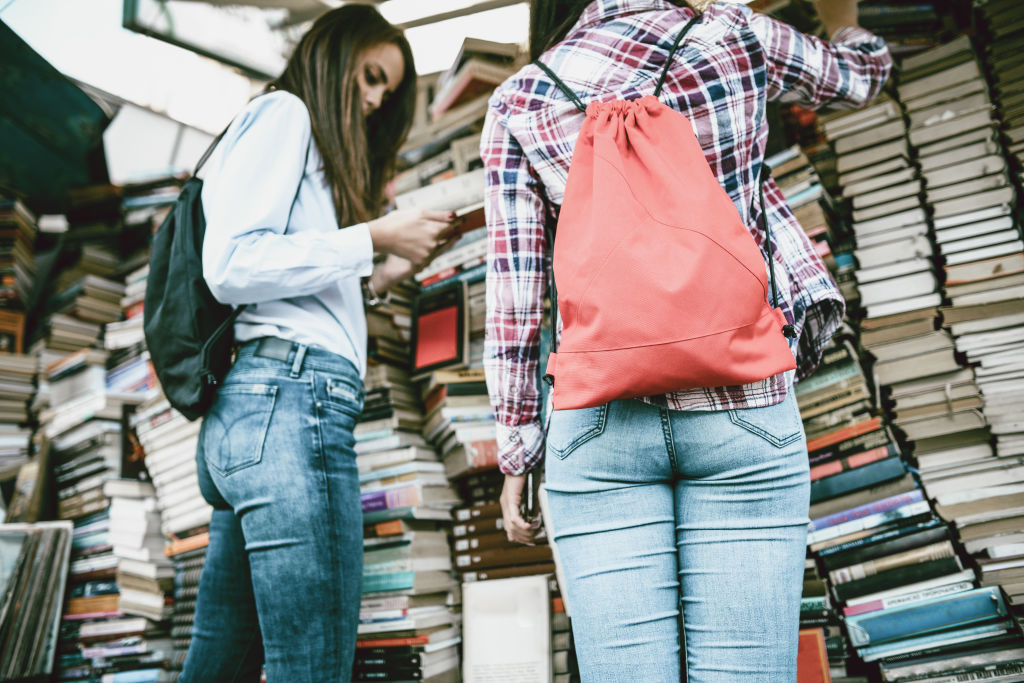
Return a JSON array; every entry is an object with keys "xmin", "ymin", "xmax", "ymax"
[
  {"xmin": 545, "ymin": 392, "xmax": 809, "ymax": 682},
  {"xmin": 180, "ymin": 339, "xmax": 365, "ymax": 683}
]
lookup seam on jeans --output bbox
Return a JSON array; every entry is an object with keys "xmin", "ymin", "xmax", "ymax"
[
  {"xmin": 727, "ymin": 409, "xmax": 802, "ymax": 448},
  {"xmin": 660, "ymin": 408, "xmax": 677, "ymax": 471},
  {"xmin": 311, "ymin": 372, "xmax": 344, "ymax": 659}
]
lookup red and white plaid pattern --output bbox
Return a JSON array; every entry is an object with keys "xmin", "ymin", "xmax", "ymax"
[{"xmin": 481, "ymin": 0, "xmax": 892, "ymax": 475}]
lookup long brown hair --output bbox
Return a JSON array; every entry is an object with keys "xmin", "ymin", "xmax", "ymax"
[{"xmin": 270, "ymin": 4, "xmax": 416, "ymax": 226}]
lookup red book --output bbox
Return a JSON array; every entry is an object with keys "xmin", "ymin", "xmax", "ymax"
[
  {"xmin": 809, "ymin": 443, "xmax": 897, "ymax": 481},
  {"xmin": 806, "ymin": 416, "xmax": 882, "ymax": 454},
  {"xmin": 797, "ymin": 628, "xmax": 830, "ymax": 683}
]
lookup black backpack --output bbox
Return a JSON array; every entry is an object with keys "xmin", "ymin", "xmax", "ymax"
[{"xmin": 144, "ymin": 130, "xmax": 243, "ymax": 421}]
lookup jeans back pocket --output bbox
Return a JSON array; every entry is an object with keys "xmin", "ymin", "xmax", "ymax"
[
  {"xmin": 201, "ymin": 383, "xmax": 278, "ymax": 476},
  {"xmin": 547, "ymin": 404, "xmax": 608, "ymax": 460}
]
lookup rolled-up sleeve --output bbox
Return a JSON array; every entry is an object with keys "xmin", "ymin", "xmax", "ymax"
[{"xmin": 748, "ymin": 11, "xmax": 893, "ymax": 110}]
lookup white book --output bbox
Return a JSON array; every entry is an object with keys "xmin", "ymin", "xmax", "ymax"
[
  {"xmin": 858, "ymin": 271, "xmax": 938, "ymax": 307},
  {"xmin": 902, "ymin": 78, "xmax": 987, "ymax": 115},
  {"xmin": 923, "ymin": 154, "xmax": 1007, "ymax": 189},
  {"xmin": 918, "ymin": 134, "xmax": 1001, "ymax": 172},
  {"xmin": 908, "ymin": 109, "xmax": 995, "ymax": 148},
  {"xmin": 852, "ymin": 194, "xmax": 923, "ymax": 223},
  {"xmin": 865, "ymin": 292, "xmax": 943, "ymax": 319},
  {"xmin": 463, "ymin": 575, "xmax": 551, "ymax": 683},
  {"xmin": 394, "ymin": 168, "xmax": 486, "ymax": 211},
  {"xmin": 934, "ymin": 186, "xmax": 1016, "ymax": 219},
  {"xmin": 898, "ymin": 59, "xmax": 984, "ymax": 102},
  {"xmin": 834, "ymin": 119, "xmax": 907, "ymax": 155},
  {"xmin": 934, "ymin": 204, "xmax": 1011, "ymax": 230},
  {"xmin": 954, "ymin": 285, "xmax": 1024, "ymax": 308},
  {"xmin": 907, "ymin": 92, "xmax": 991, "ymax": 131},
  {"xmin": 925, "ymin": 463, "xmax": 1024, "ymax": 499},
  {"xmin": 926, "ymin": 173, "xmax": 1010, "ymax": 204},
  {"xmin": 867, "ymin": 330, "xmax": 952, "ymax": 363},
  {"xmin": 822, "ymin": 99, "xmax": 901, "ymax": 139},
  {"xmin": 844, "ymin": 569, "xmax": 975, "ymax": 609},
  {"xmin": 916, "ymin": 443, "xmax": 994, "ymax": 471},
  {"xmin": 944, "ymin": 240, "xmax": 1023, "ymax": 266},
  {"xmin": 854, "ymin": 257, "xmax": 930, "ymax": 284},
  {"xmin": 934, "ymin": 215, "xmax": 1014, "ymax": 243},
  {"xmin": 900, "ymin": 35, "xmax": 971, "ymax": 72},
  {"xmin": 843, "ymin": 166, "xmax": 916, "ymax": 197},
  {"xmin": 940, "ymin": 230, "xmax": 1022, "ymax": 255},
  {"xmin": 838, "ymin": 156, "xmax": 911, "ymax": 187},
  {"xmin": 956, "ymin": 327, "xmax": 1024, "ymax": 353},
  {"xmin": 852, "ymin": 207, "xmax": 927, "ymax": 238},
  {"xmin": 851, "ymin": 179, "xmax": 921, "ymax": 210},
  {"xmin": 836, "ymin": 138, "xmax": 909, "ymax": 175},
  {"xmin": 855, "ymin": 234, "xmax": 932, "ymax": 269}
]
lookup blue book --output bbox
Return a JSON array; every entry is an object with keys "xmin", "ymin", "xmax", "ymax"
[
  {"xmin": 860, "ymin": 620, "xmax": 1015, "ymax": 662},
  {"xmin": 847, "ymin": 586, "xmax": 1008, "ymax": 648}
]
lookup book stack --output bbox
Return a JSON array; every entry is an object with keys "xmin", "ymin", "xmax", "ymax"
[
  {"xmin": 766, "ymin": 145, "xmax": 837, "ymax": 271},
  {"xmin": 165, "ymin": 544, "xmax": 206, "ymax": 675},
  {"xmin": 104, "ymin": 479, "xmax": 174, "ymax": 624},
  {"xmin": 399, "ymin": 37, "xmax": 520, "ymax": 168},
  {"xmin": 0, "ymin": 197, "xmax": 37, "ymax": 315},
  {"xmin": 453, "ymin": 499, "xmax": 554, "ymax": 584},
  {"xmin": 356, "ymin": 362, "xmax": 462, "ymax": 680},
  {"xmin": 103, "ymin": 264, "xmax": 147, "ymax": 356},
  {"xmin": 855, "ymin": 0, "xmax": 948, "ymax": 57},
  {"xmin": 551, "ymin": 597, "xmax": 578, "ymax": 683},
  {"xmin": 0, "ymin": 520, "xmax": 73, "ymax": 682},
  {"xmin": 131, "ymin": 397, "xmax": 210, "ymax": 676},
  {"xmin": 975, "ymin": 0, "xmax": 1024, "ymax": 172},
  {"xmin": 0, "ymin": 352, "xmax": 36, "ymax": 482},
  {"xmin": 60, "ymin": 479, "xmax": 173, "ymax": 683}
]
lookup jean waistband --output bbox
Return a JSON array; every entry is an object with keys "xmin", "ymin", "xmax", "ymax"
[{"xmin": 235, "ymin": 337, "xmax": 360, "ymax": 380}]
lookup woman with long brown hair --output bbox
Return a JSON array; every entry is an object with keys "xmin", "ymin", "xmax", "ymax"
[{"xmin": 179, "ymin": 5, "xmax": 454, "ymax": 681}]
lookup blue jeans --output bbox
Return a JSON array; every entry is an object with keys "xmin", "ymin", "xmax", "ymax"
[
  {"xmin": 545, "ymin": 393, "xmax": 809, "ymax": 682},
  {"xmin": 180, "ymin": 339, "xmax": 365, "ymax": 683}
]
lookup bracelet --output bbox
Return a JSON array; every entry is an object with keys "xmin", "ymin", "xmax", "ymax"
[{"xmin": 361, "ymin": 276, "xmax": 387, "ymax": 307}]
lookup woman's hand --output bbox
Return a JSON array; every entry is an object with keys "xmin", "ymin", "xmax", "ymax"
[
  {"xmin": 369, "ymin": 229, "xmax": 461, "ymax": 294},
  {"xmin": 368, "ymin": 209, "xmax": 456, "ymax": 268},
  {"xmin": 500, "ymin": 474, "xmax": 542, "ymax": 545}
]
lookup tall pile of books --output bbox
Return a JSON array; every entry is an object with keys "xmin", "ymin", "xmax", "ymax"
[
  {"xmin": 356, "ymin": 360, "xmax": 462, "ymax": 682},
  {"xmin": 132, "ymin": 396, "xmax": 209, "ymax": 676},
  {"xmin": 802, "ymin": 31, "xmax": 1024, "ymax": 680},
  {"xmin": 0, "ymin": 197, "xmax": 37, "ymax": 503}
]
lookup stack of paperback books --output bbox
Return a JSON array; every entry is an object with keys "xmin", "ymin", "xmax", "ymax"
[
  {"xmin": 0, "ymin": 197, "xmax": 37, "ymax": 315},
  {"xmin": 0, "ymin": 352, "xmax": 36, "ymax": 484}
]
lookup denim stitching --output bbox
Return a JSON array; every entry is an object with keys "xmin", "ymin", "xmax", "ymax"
[
  {"xmin": 726, "ymin": 410, "xmax": 801, "ymax": 448},
  {"xmin": 552, "ymin": 404, "xmax": 608, "ymax": 459},
  {"xmin": 659, "ymin": 407, "xmax": 677, "ymax": 471}
]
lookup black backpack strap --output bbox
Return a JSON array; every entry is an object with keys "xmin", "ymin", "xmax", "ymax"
[
  {"xmin": 534, "ymin": 60, "xmax": 588, "ymax": 113},
  {"xmin": 758, "ymin": 164, "xmax": 797, "ymax": 339},
  {"xmin": 193, "ymin": 126, "xmax": 230, "ymax": 176},
  {"xmin": 654, "ymin": 15, "xmax": 701, "ymax": 97}
]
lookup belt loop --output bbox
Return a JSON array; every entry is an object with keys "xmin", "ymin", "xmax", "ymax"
[{"xmin": 289, "ymin": 343, "xmax": 308, "ymax": 378}]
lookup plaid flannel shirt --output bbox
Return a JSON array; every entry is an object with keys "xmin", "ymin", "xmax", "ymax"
[{"xmin": 481, "ymin": 0, "xmax": 892, "ymax": 475}]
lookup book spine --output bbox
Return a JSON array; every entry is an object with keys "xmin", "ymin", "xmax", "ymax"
[
  {"xmin": 808, "ymin": 428, "xmax": 891, "ymax": 464},
  {"xmin": 846, "ymin": 587, "xmax": 1007, "ymax": 648},
  {"xmin": 361, "ymin": 486, "xmax": 424, "ymax": 513},
  {"xmin": 834, "ymin": 556, "xmax": 961, "ymax": 603},
  {"xmin": 810, "ymin": 489, "xmax": 923, "ymax": 531},
  {"xmin": 829, "ymin": 540, "xmax": 955, "ymax": 584},
  {"xmin": 820, "ymin": 522, "xmax": 948, "ymax": 571},
  {"xmin": 454, "ymin": 544, "xmax": 553, "ymax": 570},
  {"xmin": 806, "ymin": 417, "xmax": 882, "ymax": 453},
  {"xmin": 810, "ymin": 457, "xmax": 907, "ymax": 504},
  {"xmin": 809, "ymin": 444, "xmax": 898, "ymax": 481},
  {"xmin": 362, "ymin": 571, "xmax": 416, "ymax": 593},
  {"xmin": 842, "ymin": 580, "xmax": 974, "ymax": 617},
  {"xmin": 807, "ymin": 500, "xmax": 931, "ymax": 546}
]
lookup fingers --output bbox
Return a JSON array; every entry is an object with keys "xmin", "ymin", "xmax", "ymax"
[
  {"xmin": 422, "ymin": 209, "xmax": 457, "ymax": 223},
  {"xmin": 500, "ymin": 475, "xmax": 541, "ymax": 546}
]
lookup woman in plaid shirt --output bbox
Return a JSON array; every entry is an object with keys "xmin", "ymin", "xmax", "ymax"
[{"xmin": 482, "ymin": 0, "xmax": 891, "ymax": 679}]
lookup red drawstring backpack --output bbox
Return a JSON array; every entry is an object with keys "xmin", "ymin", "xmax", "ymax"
[{"xmin": 536, "ymin": 16, "xmax": 797, "ymax": 411}]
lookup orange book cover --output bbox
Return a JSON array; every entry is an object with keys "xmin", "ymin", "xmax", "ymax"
[
  {"xmin": 797, "ymin": 628, "xmax": 830, "ymax": 683},
  {"xmin": 806, "ymin": 416, "xmax": 882, "ymax": 453}
]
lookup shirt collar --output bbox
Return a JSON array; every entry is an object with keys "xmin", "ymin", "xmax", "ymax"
[{"xmin": 571, "ymin": 0, "xmax": 686, "ymax": 34}]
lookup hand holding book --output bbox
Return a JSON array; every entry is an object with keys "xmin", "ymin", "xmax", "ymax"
[{"xmin": 500, "ymin": 472, "xmax": 543, "ymax": 546}]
